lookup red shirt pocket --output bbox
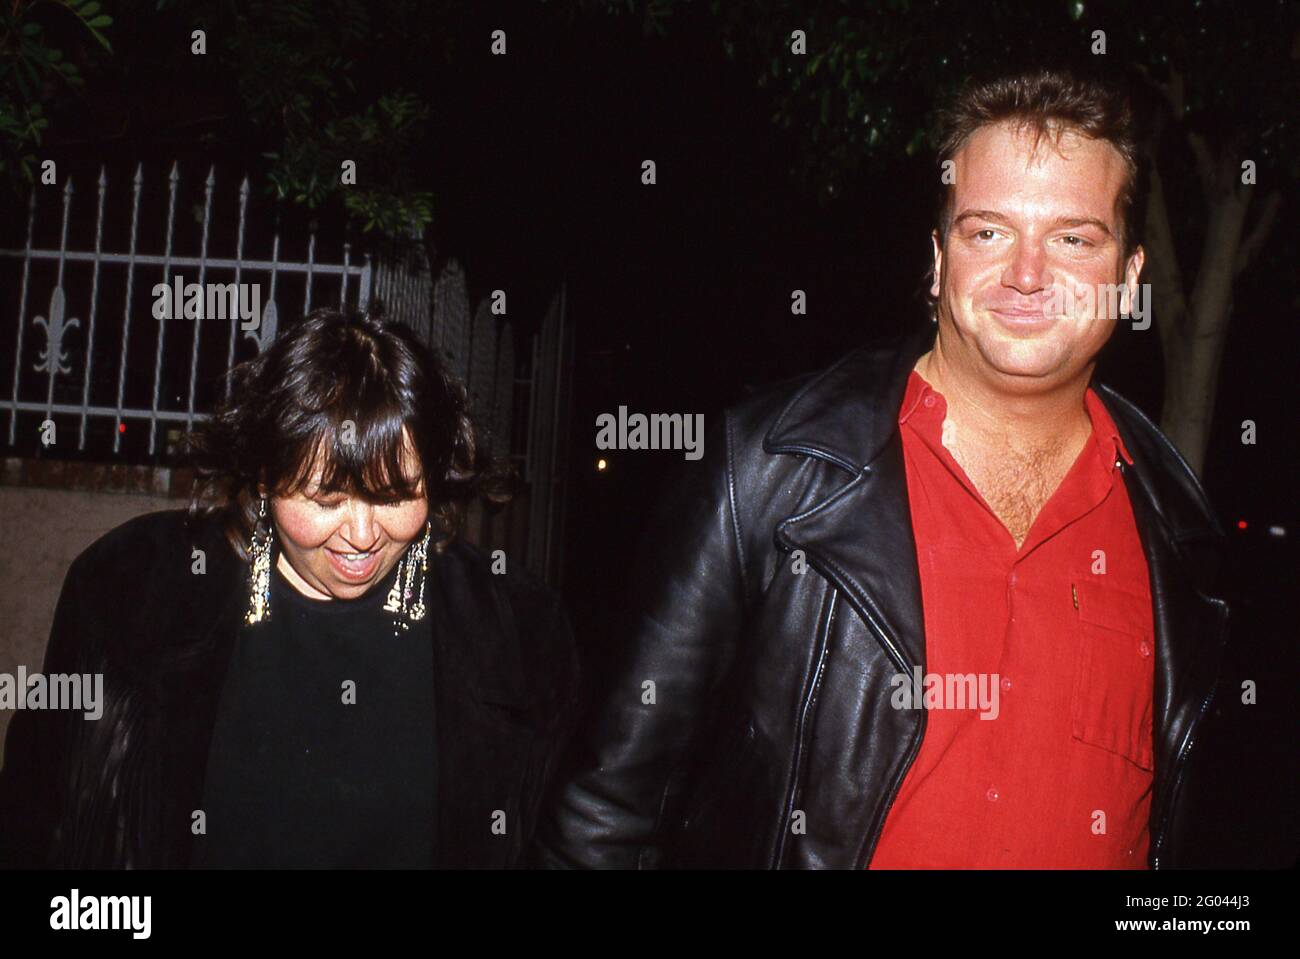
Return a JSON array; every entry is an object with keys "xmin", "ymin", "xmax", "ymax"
[{"xmin": 1069, "ymin": 578, "xmax": 1156, "ymax": 770}]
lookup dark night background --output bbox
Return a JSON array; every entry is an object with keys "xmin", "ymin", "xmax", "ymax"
[{"xmin": 2, "ymin": 0, "xmax": 1295, "ymax": 867}]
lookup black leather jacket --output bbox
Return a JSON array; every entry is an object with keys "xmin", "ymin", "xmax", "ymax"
[
  {"xmin": 0, "ymin": 508, "xmax": 579, "ymax": 869},
  {"xmin": 533, "ymin": 330, "xmax": 1230, "ymax": 869}
]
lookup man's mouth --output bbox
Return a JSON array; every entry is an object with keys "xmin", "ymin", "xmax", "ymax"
[{"xmin": 987, "ymin": 306, "xmax": 1058, "ymax": 330}]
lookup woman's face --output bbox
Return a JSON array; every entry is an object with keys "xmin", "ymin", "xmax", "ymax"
[{"xmin": 268, "ymin": 431, "xmax": 430, "ymax": 601}]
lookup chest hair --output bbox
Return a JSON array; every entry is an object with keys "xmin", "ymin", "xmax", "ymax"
[{"xmin": 948, "ymin": 433, "xmax": 1078, "ymax": 548}]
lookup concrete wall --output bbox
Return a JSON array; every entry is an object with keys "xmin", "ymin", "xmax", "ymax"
[{"xmin": 0, "ymin": 487, "xmax": 175, "ymax": 761}]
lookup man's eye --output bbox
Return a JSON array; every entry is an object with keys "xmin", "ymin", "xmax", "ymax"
[
  {"xmin": 1061, "ymin": 234, "xmax": 1090, "ymax": 247},
  {"xmin": 313, "ymin": 498, "xmax": 344, "ymax": 510},
  {"xmin": 974, "ymin": 229, "xmax": 998, "ymax": 241}
]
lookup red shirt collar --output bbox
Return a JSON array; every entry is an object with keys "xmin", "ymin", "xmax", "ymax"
[
  {"xmin": 899, "ymin": 370, "xmax": 1134, "ymax": 471},
  {"xmin": 1083, "ymin": 384, "xmax": 1135, "ymax": 469}
]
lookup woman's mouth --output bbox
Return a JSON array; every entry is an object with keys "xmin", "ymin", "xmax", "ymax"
[{"xmin": 326, "ymin": 547, "xmax": 382, "ymax": 580}]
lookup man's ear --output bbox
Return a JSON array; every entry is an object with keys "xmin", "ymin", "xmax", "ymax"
[
  {"xmin": 1120, "ymin": 244, "xmax": 1145, "ymax": 316},
  {"xmin": 930, "ymin": 230, "xmax": 943, "ymax": 299}
]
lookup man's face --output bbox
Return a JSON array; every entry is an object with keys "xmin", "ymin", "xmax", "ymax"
[{"xmin": 931, "ymin": 120, "xmax": 1144, "ymax": 393}]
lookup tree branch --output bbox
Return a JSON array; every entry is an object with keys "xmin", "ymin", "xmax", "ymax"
[
  {"xmin": 1136, "ymin": 64, "xmax": 1217, "ymax": 198},
  {"xmin": 1136, "ymin": 63, "xmax": 1185, "ymax": 117},
  {"xmin": 1234, "ymin": 189, "xmax": 1280, "ymax": 277},
  {"xmin": 1186, "ymin": 131, "xmax": 1218, "ymax": 199},
  {"xmin": 1142, "ymin": 161, "xmax": 1190, "ymax": 341}
]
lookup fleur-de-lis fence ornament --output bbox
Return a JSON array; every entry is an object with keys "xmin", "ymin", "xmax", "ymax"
[
  {"xmin": 32, "ymin": 287, "xmax": 80, "ymax": 376},
  {"xmin": 244, "ymin": 299, "xmax": 277, "ymax": 353}
]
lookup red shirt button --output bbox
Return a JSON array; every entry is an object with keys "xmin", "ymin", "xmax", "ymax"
[
  {"xmin": 1000, "ymin": 677, "xmax": 1012, "ymax": 691},
  {"xmin": 1139, "ymin": 641, "xmax": 1152, "ymax": 658},
  {"xmin": 986, "ymin": 787, "xmax": 999, "ymax": 802},
  {"xmin": 923, "ymin": 394, "xmax": 936, "ymax": 408}
]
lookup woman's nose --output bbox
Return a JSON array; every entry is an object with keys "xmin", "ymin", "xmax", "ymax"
[{"xmin": 342, "ymin": 499, "xmax": 377, "ymax": 545}]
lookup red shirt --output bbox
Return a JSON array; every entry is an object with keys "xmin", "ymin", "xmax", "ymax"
[{"xmin": 868, "ymin": 371, "xmax": 1155, "ymax": 869}]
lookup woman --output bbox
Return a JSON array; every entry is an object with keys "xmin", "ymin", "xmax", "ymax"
[{"xmin": 0, "ymin": 308, "xmax": 579, "ymax": 869}]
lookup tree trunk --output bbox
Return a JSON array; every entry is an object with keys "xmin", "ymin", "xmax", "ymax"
[
  {"xmin": 1140, "ymin": 148, "xmax": 1277, "ymax": 478},
  {"xmin": 1155, "ymin": 191, "xmax": 1247, "ymax": 477}
]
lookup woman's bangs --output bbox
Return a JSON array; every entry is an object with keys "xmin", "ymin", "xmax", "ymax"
[{"xmin": 278, "ymin": 410, "xmax": 423, "ymax": 501}]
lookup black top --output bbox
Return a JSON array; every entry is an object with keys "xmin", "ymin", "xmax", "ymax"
[{"xmin": 192, "ymin": 548, "xmax": 437, "ymax": 868}]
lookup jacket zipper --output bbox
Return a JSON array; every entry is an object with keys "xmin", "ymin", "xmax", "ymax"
[
  {"xmin": 1113, "ymin": 459, "xmax": 1227, "ymax": 870},
  {"xmin": 837, "ymin": 566, "xmax": 929, "ymax": 866},
  {"xmin": 785, "ymin": 546, "xmax": 927, "ymax": 869},
  {"xmin": 1150, "ymin": 684, "xmax": 1215, "ymax": 869},
  {"xmin": 771, "ymin": 590, "xmax": 836, "ymax": 867},
  {"xmin": 1148, "ymin": 581, "xmax": 1227, "ymax": 868},
  {"xmin": 857, "ymin": 705, "xmax": 927, "ymax": 869}
]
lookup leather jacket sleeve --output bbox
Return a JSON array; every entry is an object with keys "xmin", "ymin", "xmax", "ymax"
[{"xmin": 530, "ymin": 412, "xmax": 748, "ymax": 868}]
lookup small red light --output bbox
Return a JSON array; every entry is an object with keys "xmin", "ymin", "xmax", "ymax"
[
  {"xmin": 118, "ymin": 423, "xmax": 126, "ymax": 433},
  {"xmin": 1237, "ymin": 520, "xmax": 1247, "ymax": 530}
]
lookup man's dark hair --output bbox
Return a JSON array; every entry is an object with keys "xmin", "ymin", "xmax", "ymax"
[
  {"xmin": 934, "ymin": 69, "xmax": 1141, "ymax": 257},
  {"xmin": 186, "ymin": 307, "xmax": 513, "ymax": 561}
]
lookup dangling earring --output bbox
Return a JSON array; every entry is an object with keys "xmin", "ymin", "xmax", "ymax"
[
  {"xmin": 245, "ymin": 494, "xmax": 274, "ymax": 625},
  {"xmin": 384, "ymin": 521, "xmax": 431, "ymax": 635}
]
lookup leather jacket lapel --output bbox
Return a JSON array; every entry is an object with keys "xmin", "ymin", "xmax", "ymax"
[
  {"xmin": 774, "ymin": 440, "xmax": 925, "ymax": 673},
  {"xmin": 765, "ymin": 326, "xmax": 934, "ymax": 670}
]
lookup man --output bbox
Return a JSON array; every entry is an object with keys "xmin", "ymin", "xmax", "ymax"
[{"xmin": 533, "ymin": 69, "xmax": 1230, "ymax": 868}]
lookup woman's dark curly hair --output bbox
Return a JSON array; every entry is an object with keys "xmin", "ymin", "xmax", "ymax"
[{"xmin": 185, "ymin": 307, "xmax": 514, "ymax": 562}]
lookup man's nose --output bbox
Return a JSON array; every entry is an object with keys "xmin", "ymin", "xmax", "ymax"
[{"xmin": 1001, "ymin": 240, "xmax": 1052, "ymax": 294}]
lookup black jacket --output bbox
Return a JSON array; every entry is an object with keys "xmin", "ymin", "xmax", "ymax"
[
  {"xmin": 533, "ymin": 331, "xmax": 1230, "ymax": 869},
  {"xmin": 0, "ymin": 508, "xmax": 580, "ymax": 869}
]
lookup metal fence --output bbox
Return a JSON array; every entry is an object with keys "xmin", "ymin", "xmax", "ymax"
[
  {"xmin": 0, "ymin": 161, "xmax": 572, "ymax": 585},
  {"xmin": 0, "ymin": 163, "xmax": 370, "ymax": 457},
  {"xmin": 430, "ymin": 264, "xmax": 570, "ymax": 584},
  {"xmin": 525, "ymin": 283, "xmax": 573, "ymax": 587}
]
